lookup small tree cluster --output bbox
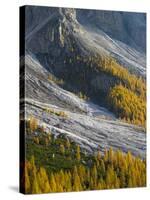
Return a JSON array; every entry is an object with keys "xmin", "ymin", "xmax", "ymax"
[
  {"xmin": 108, "ymin": 84, "xmax": 146, "ymax": 126},
  {"xmin": 27, "ymin": 116, "xmax": 38, "ymax": 133}
]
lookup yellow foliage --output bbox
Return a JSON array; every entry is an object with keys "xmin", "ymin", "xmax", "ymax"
[
  {"xmin": 24, "ymin": 148, "xmax": 146, "ymax": 194},
  {"xmin": 44, "ymin": 107, "xmax": 68, "ymax": 118},
  {"xmin": 108, "ymin": 84, "xmax": 146, "ymax": 126},
  {"xmin": 48, "ymin": 74, "xmax": 64, "ymax": 85},
  {"xmin": 28, "ymin": 116, "xmax": 38, "ymax": 132}
]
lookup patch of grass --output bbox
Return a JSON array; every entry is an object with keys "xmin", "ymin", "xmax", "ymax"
[{"xmin": 25, "ymin": 133, "xmax": 87, "ymax": 173}]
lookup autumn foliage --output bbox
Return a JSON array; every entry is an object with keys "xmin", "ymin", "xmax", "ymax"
[
  {"xmin": 22, "ymin": 147, "xmax": 146, "ymax": 194},
  {"xmin": 108, "ymin": 84, "xmax": 146, "ymax": 126},
  {"xmin": 61, "ymin": 52, "xmax": 146, "ymax": 127}
]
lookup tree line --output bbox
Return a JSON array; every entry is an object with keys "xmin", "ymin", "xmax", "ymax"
[{"xmin": 22, "ymin": 147, "xmax": 146, "ymax": 194}]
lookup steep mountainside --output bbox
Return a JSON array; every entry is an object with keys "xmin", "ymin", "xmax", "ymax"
[
  {"xmin": 25, "ymin": 6, "xmax": 146, "ymax": 76},
  {"xmin": 77, "ymin": 10, "xmax": 146, "ymax": 53},
  {"xmin": 24, "ymin": 7, "xmax": 146, "ymax": 107},
  {"xmin": 21, "ymin": 6, "xmax": 146, "ymax": 159},
  {"xmin": 20, "ymin": 54, "xmax": 146, "ymax": 158}
]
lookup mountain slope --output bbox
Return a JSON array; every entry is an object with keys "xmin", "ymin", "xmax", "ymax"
[
  {"xmin": 21, "ymin": 54, "xmax": 146, "ymax": 159},
  {"xmin": 21, "ymin": 6, "xmax": 146, "ymax": 159},
  {"xmin": 25, "ymin": 7, "xmax": 146, "ymax": 77},
  {"xmin": 77, "ymin": 9, "xmax": 146, "ymax": 53}
]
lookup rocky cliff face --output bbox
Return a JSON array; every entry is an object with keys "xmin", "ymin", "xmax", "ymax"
[
  {"xmin": 25, "ymin": 7, "xmax": 146, "ymax": 71},
  {"xmin": 25, "ymin": 6, "xmax": 146, "ymax": 53}
]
